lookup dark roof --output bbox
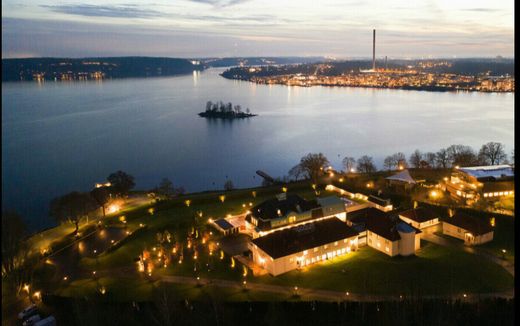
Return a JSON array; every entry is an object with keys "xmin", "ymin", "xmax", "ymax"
[
  {"xmin": 246, "ymin": 194, "xmax": 320, "ymax": 230},
  {"xmin": 214, "ymin": 219, "xmax": 234, "ymax": 230},
  {"xmin": 348, "ymin": 207, "xmax": 420, "ymax": 241},
  {"xmin": 482, "ymin": 181, "xmax": 514, "ymax": 193},
  {"xmin": 444, "ymin": 213, "xmax": 494, "ymax": 236},
  {"xmin": 251, "ymin": 218, "xmax": 358, "ymax": 259},
  {"xmin": 399, "ymin": 207, "xmax": 438, "ymax": 223},
  {"xmin": 368, "ymin": 195, "xmax": 391, "ymax": 207}
]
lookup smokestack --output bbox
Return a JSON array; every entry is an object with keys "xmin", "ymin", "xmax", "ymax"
[{"xmin": 372, "ymin": 29, "xmax": 376, "ymax": 71}]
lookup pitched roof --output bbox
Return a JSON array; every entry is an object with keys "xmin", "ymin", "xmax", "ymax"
[
  {"xmin": 347, "ymin": 207, "xmax": 420, "ymax": 241},
  {"xmin": 385, "ymin": 169, "xmax": 416, "ymax": 184},
  {"xmin": 249, "ymin": 194, "xmax": 319, "ymax": 221},
  {"xmin": 368, "ymin": 195, "xmax": 392, "ymax": 207},
  {"xmin": 251, "ymin": 218, "xmax": 358, "ymax": 259},
  {"xmin": 398, "ymin": 207, "xmax": 438, "ymax": 223},
  {"xmin": 444, "ymin": 213, "xmax": 494, "ymax": 236},
  {"xmin": 459, "ymin": 165, "xmax": 514, "ymax": 180},
  {"xmin": 214, "ymin": 218, "xmax": 234, "ymax": 230}
]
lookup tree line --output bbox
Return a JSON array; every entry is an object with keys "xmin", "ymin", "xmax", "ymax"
[{"xmin": 287, "ymin": 142, "xmax": 513, "ymax": 182}]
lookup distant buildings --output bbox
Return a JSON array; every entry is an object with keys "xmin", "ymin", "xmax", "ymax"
[
  {"xmin": 385, "ymin": 169, "xmax": 417, "ymax": 191},
  {"xmin": 445, "ymin": 165, "xmax": 514, "ymax": 203}
]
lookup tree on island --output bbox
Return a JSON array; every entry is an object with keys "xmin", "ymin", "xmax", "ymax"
[
  {"xmin": 297, "ymin": 153, "xmax": 330, "ymax": 182},
  {"xmin": 50, "ymin": 191, "xmax": 98, "ymax": 235},
  {"xmin": 357, "ymin": 155, "xmax": 377, "ymax": 173},
  {"xmin": 478, "ymin": 142, "xmax": 507, "ymax": 165},
  {"xmin": 224, "ymin": 180, "xmax": 235, "ymax": 191},
  {"xmin": 107, "ymin": 170, "xmax": 135, "ymax": 197},
  {"xmin": 90, "ymin": 186, "xmax": 110, "ymax": 218},
  {"xmin": 342, "ymin": 156, "xmax": 356, "ymax": 173}
]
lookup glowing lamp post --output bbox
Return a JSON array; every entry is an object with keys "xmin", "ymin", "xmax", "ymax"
[
  {"xmin": 219, "ymin": 195, "xmax": 226, "ymax": 203},
  {"xmin": 185, "ymin": 200, "xmax": 191, "ymax": 207}
]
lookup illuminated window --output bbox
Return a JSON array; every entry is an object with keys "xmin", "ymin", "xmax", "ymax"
[
  {"xmin": 324, "ymin": 245, "xmax": 328, "ymax": 249},
  {"xmin": 303, "ymin": 250, "xmax": 308, "ymax": 255},
  {"xmin": 385, "ymin": 247, "xmax": 389, "ymax": 252},
  {"xmin": 494, "ymin": 192, "xmax": 499, "ymax": 196},
  {"xmin": 344, "ymin": 239, "xmax": 348, "ymax": 243},
  {"xmin": 334, "ymin": 241, "xmax": 338, "ymax": 246},
  {"xmin": 484, "ymin": 193, "xmax": 488, "ymax": 197},
  {"xmin": 322, "ymin": 254, "xmax": 326, "ymax": 260},
  {"xmin": 314, "ymin": 248, "xmax": 318, "ymax": 252},
  {"xmin": 499, "ymin": 192, "xmax": 504, "ymax": 196},
  {"xmin": 289, "ymin": 258, "xmax": 293, "ymax": 262},
  {"xmin": 377, "ymin": 242, "xmax": 381, "ymax": 248},
  {"xmin": 337, "ymin": 250, "xmax": 341, "ymax": 255}
]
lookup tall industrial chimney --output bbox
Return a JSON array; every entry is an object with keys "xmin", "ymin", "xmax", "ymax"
[{"xmin": 372, "ymin": 29, "xmax": 376, "ymax": 71}]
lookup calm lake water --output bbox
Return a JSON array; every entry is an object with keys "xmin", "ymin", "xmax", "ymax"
[{"xmin": 2, "ymin": 68, "xmax": 514, "ymax": 230}]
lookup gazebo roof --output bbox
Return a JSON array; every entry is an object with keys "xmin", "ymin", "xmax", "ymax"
[{"xmin": 385, "ymin": 169, "xmax": 416, "ymax": 184}]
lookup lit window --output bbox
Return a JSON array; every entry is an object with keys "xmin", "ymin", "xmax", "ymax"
[
  {"xmin": 344, "ymin": 239, "xmax": 348, "ymax": 243},
  {"xmin": 337, "ymin": 250, "xmax": 341, "ymax": 255},
  {"xmin": 499, "ymin": 192, "xmax": 504, "ymax": 196},
  {"xmin": 322, "ymin": 254, "xmax": 326, "ymax": 260},
  {"xmin": 484, "ymin": 193, "xmax": 488, "ymax": 197},
  {"xmin": 334, "ymin": 241, "xmax": 338, "ymax": 246},
  {"xmin": 314, "ymin": 248, "xmax": 318, "ymax": 252},
  {"xmin": 303, "ymin": 250, "xmax": 308, "ymax": 255},
  {"xmin": 377, "ymin": 242, "xmax": 381, "ymax": 248},
  {"xmin": 494, "ymin": 192, "xmax": 499, "ymax": 196},
  {"xmin": 289, "ymin": 258, "xmax": 293, "ymax": 262},
  {"xmin": 324, "ymin": 245, "xmax": 328, "ymax": 249}
]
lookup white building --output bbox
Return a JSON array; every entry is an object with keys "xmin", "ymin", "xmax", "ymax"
[
  {"xmin": 443, "ymin": 213, "xmax": 494, "ymax": 245},
  {"xmin": 398, "ymin": 207, "xmax": 440, "ymax": 232},
  {"xmin": 250, "ymin": 217, "xmax": 359, "ymax": 276}
]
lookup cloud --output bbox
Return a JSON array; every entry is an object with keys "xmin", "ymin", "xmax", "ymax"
[
  {"xmin": 188, "ymin": 0, "xmax": 252, "ymax": 7},
  {"xmin": 41, "ymin": 4, "xmax": 164, "ymax": 19}
]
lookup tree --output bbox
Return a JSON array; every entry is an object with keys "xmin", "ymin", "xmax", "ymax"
[
  {"xmin": 357, "ymin": 155, "xmax": 377, "ymax": 173},
  {"xmin": 224, "ymin": 180, "xmax": 234, "ymax": 191},
  {"xmin": 342, "ymin": 156, "xmax": 356, "ymax": 173},
  {"xmin": 50, "ymin": 192, "xmax": 97, "ymax": 235},
  {"xmin": 297, "ymin": 153, "xmax": 330, "ymax": 182},
  {"xmin": 409, "ymin": 150, "xmax": 423, "ymax": 168},
  {"xmin": 425, "ymin": 152, "xmax": 437, "ymax": 168},
  {"xmin": 107, "ymin": 170, "xmax": 135, "ymax": 196},
  {"xmin": 392, "ymin": 152, "xmax": 408, "ymax": 169},
  {"xmin": 383, "ymin": 155, "xmax": 395, "ymax": 171},
  {"xmin": 447, "ymin": 144, "xmax": 477, "ymax": 167},
  {"xmin": 90, "ymin": 187, "xmax": 110, "ymax": 217},
  {"xmin": 157, "ymin": 178, "xmax": 175, "ymax": 198},
  {"xmin": 435, "ymin": 148, "xmax": 450, "ymax": 168},
  {"xmin": 288, "ymin": 164, "xmax": 304, "ymax": 181},
  {"xmin": 206, "ymin": 101, "xmax": 213, "ymax": 112},
  {"xmin": 2, "ymin": 211, "xmax": 28, "ymax": 276},
  {"xmin": 478, "ymin": 142, "xmax": 507, "ymax": 165}
]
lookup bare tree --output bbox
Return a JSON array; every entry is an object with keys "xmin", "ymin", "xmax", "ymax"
[
  {"xmin": 288, "ymin": 164, "xmax": 304, "ymax": 181},
  {"xmin": 435, "ymin": 148, "xmax": 450, "ymax": 168},
  {"xmin": 425, "ymin": 152, "xmax": 437, "ymax": 168},
  {"xmin": 409, "ymin": 150, "xmax": 423, "ymax": 168},
  {"xmin": 392, "ymin": 152, "xmax": 408, "ymax": 169},
  {"xmin": 357, "ymin": 155, "xmax": 377, "ymax": 173},
  {"xmin": 478, "ymin": 142, "xmax": 507, "ymax": 165},
  {"xmin": 383, "ymin": 155, "xmax": 395, "ymax": 171},
  {"xmin": 342, "ymin": 156, "xmax": 356, "ymax": 173},
  {"xmin": 297, "ymin": 153, "xmax": 330, "ymax": 182},
  {"xmin": 447, "ymin": 144, "xmax": 477, "ymax": 167}
]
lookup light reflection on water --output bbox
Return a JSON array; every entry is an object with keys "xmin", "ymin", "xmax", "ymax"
[{"xmin": 1, "ymin": 68, "xmax": 514, "ymax": 230}]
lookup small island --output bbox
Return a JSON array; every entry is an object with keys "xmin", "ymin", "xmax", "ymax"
[{"xmin": 199, "ymin": 100, "xmax": 257, "ymax": 119}]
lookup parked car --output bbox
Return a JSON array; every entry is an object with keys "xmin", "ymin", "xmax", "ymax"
[
  {"xmin": 18, "ymin": 304, "xmax": 38, "ymax": 320},
  {"xmin": 34, "ymin": 316, "xmax": 56, "ymax": 326},
  {"xmin": 22, "ymin": 314, "xmax": 41, "ymax": 326}
]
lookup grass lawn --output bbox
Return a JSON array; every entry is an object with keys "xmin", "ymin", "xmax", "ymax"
[
  {"xmin": 479, "ymin": 213, "xmax": 515, "ymax": 262},
  {"xmin": 251, "ymin": 242, "xmax": 513, "ymax": 296}
]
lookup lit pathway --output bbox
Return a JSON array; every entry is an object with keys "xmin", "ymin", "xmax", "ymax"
[
  {"xmin": 157, "ymin": 275, "xmax": 514, "ymax": 302},
  {"xmin": 421, "ymin": 233, "xmax": 515, "ymax": 277}
]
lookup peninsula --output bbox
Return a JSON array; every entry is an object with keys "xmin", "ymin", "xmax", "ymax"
[{"xmin": 199, "ymin": 100, "xmax": 257, "ymax": 119}]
